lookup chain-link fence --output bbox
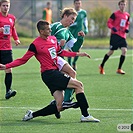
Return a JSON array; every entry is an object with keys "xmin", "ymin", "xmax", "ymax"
[{"xmin": 10, "ymin": 0, "xmax": 133, "ymax": 38}]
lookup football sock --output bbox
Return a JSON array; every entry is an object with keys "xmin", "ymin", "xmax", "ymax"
[
  {"xmin": 33, "ymin": 104, "xmax": 58, "ymax": 118},
  {"xmin": 76, "ymin": 93, "xmax": 89, "ymax": 117},
  {"xmin": 64, "ymin": 89, "xmax": 74, "ymax": 102},
  {"xmin": 118, "ymin": 55, "xmax": 125, "ymax": 69},
  {"xmin": 68, "ymin": 57, "xmax": 72, "ymax": 66},
  {"xmin": 73, "ymin": 56, "xmax": 79, "ymax": 65},
  {"xmin": 101, "ymin": 54, "xmax": 109, "ymax": 67},
  {"xmin": 5, "ymin": 73, "xmax": 12, "ymax": 93}
]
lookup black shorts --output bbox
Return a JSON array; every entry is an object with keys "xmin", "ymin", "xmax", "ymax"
[
  {"xmin": 41, "ymin": 69, "xmax": 70, "ymax": 95},
  {"xmin": 110, "ymin": 34, "xmax": 127, "ymax": 50},
  {"xmin": 0, "ymin": 50, "xmax": 13, "ymax": 64}
]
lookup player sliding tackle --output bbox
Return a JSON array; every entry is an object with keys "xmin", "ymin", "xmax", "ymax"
[{"xmin": 0, "ymin": 20, "xmax": 100, "ymax": 122}]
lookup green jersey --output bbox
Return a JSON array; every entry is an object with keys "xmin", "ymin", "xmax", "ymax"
[
  {"xmin": 69, "ymin": 9, "xmax": 88, "ymax": 38},
  {"xmin": 51, "ymin": 22, "xmax": 74, "ymax": 43},
  {"xmin": 51, "ymin": 22, "xmax": 83, "ymax": 51}
]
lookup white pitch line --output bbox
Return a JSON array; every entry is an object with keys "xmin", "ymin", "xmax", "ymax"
[
  {"xmin": 94, "ymin": 54, "xmax": 133, "ymax": 61},
  {"xmin": 0, "ymin": 107, "xmax": 132, "ymax": 111}
]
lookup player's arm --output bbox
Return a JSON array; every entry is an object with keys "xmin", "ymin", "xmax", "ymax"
[
  {"xmin": 0, "ymin": 44, "xmax": 36, "ymax": 70},
  {"xmin": 125, "ymin": 15, "xmax": 130, "ymax": 33},
  {"xmin": 83, "ymin": 17, "xmax": 89, "ymax": 34},
  {"xmin": 12, "ymin": 17, "xmax": 20, "ymax": 46},
  {"xmin": 107, "ymin": 13, "xmax": 117, "ymax": 32},
  {"xmin": 57, "ymin": 45, "xmax": 91, "ymax": 58},
  {"xmin": 42, "ymin": 9, "xmax": 46, "ymax": 20}
]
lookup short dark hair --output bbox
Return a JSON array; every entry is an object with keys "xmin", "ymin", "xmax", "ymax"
[
  {"xmin": 118, "ymin": 0, "xmax": 127, "ymax": 5},
  {"xmin": 74, "ymin": 0, "xmax": 81, "ymax": 3},
  {"xmin": 37, "ymin": 20, "xmax": 49, "ymax": 32}
]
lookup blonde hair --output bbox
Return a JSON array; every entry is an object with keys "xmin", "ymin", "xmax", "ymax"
[
  {"xmin": 0, "ymin": 0, "xmax": 10, "ymax": 5},
  {"xmin": 60, "ymin": 8, "xmax": 77, "ymax": 18}
]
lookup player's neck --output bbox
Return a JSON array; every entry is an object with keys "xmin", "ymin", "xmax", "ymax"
[
  {"xmin": 60, "ymin": 20, "xmax": 67, "ymax": 28},
  {"xmin": 119, "ymin": 9, "xmax": 125, "ymax": 13},
  {"xmin": 1, "ymin": 12, "xmax": 8, "ymax": 17}
]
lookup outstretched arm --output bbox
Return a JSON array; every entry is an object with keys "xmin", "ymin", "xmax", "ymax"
[{"xmin": 76, "ymin": 52, "xmax": 91, "ymax": 58}]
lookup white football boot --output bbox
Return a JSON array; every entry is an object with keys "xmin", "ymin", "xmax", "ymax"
[
  {"xmin": 22, "ymin": 110, "xmax": 33, "ymax": 121},
  {"xmin": 80, "ymin": 115, "xmax": 100, "ymax": 122}
]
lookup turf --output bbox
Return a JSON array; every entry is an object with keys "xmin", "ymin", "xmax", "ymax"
[{"xmin": 0, "ymin": 48, "xmax": 132, "ymax": 133}]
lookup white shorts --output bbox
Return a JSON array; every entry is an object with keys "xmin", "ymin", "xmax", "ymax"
[
  {"xmin": 57, "ymin": 56, "xmax": 68, "ymax": 71},
  {"xmin": 63, "ymin": 38, "xmax": 77, "ymax": 51}
]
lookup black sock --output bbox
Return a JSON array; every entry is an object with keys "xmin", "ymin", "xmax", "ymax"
[
  {"xmin": 118, "ymin": 55, "xmax": 125, "ymax": 69},
  {"xmin": 33, "ymin": 104, "xmax": 58, "ymax": 118},
  {"xmin": 76, "ymin": 93, "xmax": 89, "ymax": 117},
  {"xmin": 101, "ymin": 54, "xmax": 109, "ymax": 68},
  {"xmin": 5, "ymin": 73, "xmax": 12, "ymax": 93}
]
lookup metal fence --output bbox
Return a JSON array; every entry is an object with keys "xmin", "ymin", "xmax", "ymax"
[{"xmin": 10, "ymin": 0, "xmax": 133, "ymax": 38}]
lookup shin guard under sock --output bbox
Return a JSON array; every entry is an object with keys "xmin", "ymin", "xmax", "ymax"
[
  {"xmin": 118, "ymin": 55, "xmax": 125, "ymax": 69},
  {"xmin": 76, "ymin": 93, "xmax": 89, "ymax": 117},
  {"xmin": 33, "ymin": 104, "xmax": 58, "ymax": 118},
  {"xmin": 5, "ymin": 73, "xmax": 12, "ymax": 93}
]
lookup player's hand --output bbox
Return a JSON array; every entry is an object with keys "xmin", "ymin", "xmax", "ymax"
[
  {"xmin": 60, "ymin": 39, "xmax": 66, "ymax": 46},
  {"xmin": 112, "ymin": 27, "xmax": 117, "ymax": 32},
  {"xmin": 77, "ymin": 52, "xmax": 91, "ymax": 58},
  {"xmin": 125, "ymin": 29, "xmax": 129, "ymax": 33},
  {"xmin": 15, "ymin": 40, "xmax": 21, "ymax": 46},
  {"xmin": 0, "ymin": 64, "xmax": 6, "ymax": 70},
  {"xmin": 78, "ymin": 31, "xmax": 85, "ymax": 37}
]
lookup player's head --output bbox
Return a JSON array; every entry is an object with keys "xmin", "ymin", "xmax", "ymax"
[
  {"xmin": 118, "ymin": 0, "xmax": 127, "ymax": 12},
  {"xmin": 60, "ymin": 8, "xmax": 77, "ymax": 27},
  {"xmin": 0, "ymin": 0, "xmax": 10, "ymax": 15},
  {"xmin": 46, "ymin": 1, "xmax": 52, "ymax": 9},
  {"xmin": 61, "ymin": 8, "xmax": 77, "ymax": 18},
  {"xmin": 37, "ymin": 20, "xmax": 51, "ymax": 37},
  {"xmin": 74, "ymin": 0, "xmax": 82, "ymax": 11}
]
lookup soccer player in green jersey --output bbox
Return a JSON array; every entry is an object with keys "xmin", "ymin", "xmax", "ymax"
[
  {"xmin": 50, "ymin": 8, "xmax": 87, "ymax": 118},
  {"xmin": 68, "ymin": 0, "xmax": 89, "ymax": 70}
]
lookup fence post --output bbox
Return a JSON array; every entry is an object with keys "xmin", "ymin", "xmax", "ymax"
[{"xmin": 31, "ymin": 0, "xmax": 36, "ymax": 38}]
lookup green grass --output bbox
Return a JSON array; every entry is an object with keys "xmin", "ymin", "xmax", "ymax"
[
  {"xmin": 12, "ymin": 36, "xmax": 133, "ymax": 48},
  {"xmin": 0, "ymin": 48, "xmax": 132, "ymax": 133}
]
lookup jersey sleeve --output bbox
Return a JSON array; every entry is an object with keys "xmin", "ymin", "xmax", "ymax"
[
  {"xmin": 58, "ymin": 49, "xmax": 76, "ymax": 57},
  {"xmin": 126, "ymin": 15, "xmax": 130, "ymax": 30},
  {"xmin": 83, "ymin": 17, "xmax": 89, "ymax": 34},
  {"xmin": 107, "ymin": 13, "xmax": 115, "ymax": 29},
  {"xmin": 12, "ymin": 16, "xmax": 19, "ymax": 41},
  {"xmin": 6, "ymin": 44, "xmax": 36, "ymax": 69}
]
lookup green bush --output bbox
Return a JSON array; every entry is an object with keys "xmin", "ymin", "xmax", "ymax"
[{"xmin": 89, "ymin": 7, "xmax": 111, "ymax": 37}]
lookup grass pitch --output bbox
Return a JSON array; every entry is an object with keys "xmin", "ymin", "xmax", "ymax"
[{"xmin": 0, "ymin": 48, "xmax": 132, "ymax": 133}]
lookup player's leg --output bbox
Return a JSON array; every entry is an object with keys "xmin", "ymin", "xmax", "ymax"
[
  {"xmin": 25, "ymin": 91, "xmax": 63, "ymax": 120},
  {"xmin": 72, "ymin": 56, "xmax": 78, "ymax": 70},
  {"xmin": 68, "ymin": 57, "xmax": 72, "ymax": 66},
  {"xmin": 116, "ymin": 47, "xmax": 127, "ymax": 74},
  {"xmin": 58, "ymin": 57, "xmax": 76, "ymax": 102},
  {"xmin": 99, "ymin": 34, "xmax": 117, "ymax": 74},
  {"xmin": 61, "ymin": 63, "xmax": 76, "ymax": 102},
  {"xmin": 0, "ymin": 50, "xmax": 17, "ymax": 99},
  {"xmin": 67, "ymin": 78, "xmax": 100, "ymax": 122}
]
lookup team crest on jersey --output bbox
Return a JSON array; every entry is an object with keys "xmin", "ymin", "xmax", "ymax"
[
  {"xmin": 9, "ymin": 18, "xmax": 13, "ymax": 23},
  {"xmin": 125, "ymin": 15, "xmax": 128, "ymax": 20},
  {"xmin": 51, "ymin": 39, "xmax": 55, "ymax": 44}
]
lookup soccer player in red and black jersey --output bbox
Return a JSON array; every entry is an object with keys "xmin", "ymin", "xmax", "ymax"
[
  {"xmin": 0, "ymin": 0, "xmax": 20, "ymax": 99},
  {"xmin": 0, "ymin": 20, "xmax": 100, "ymax": 122},
  {"xmin": 99, "ymin": 0, "xmax": 130, "ymax": 75}
]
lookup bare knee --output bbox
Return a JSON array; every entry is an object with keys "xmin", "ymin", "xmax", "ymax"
[
  {"xmin": 69, "ymin": 69, "xmax": 76, "ymax": 78},
  {"xmin": 67, "ymin": 78, "xmax": 84, "ymax": 93}
]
